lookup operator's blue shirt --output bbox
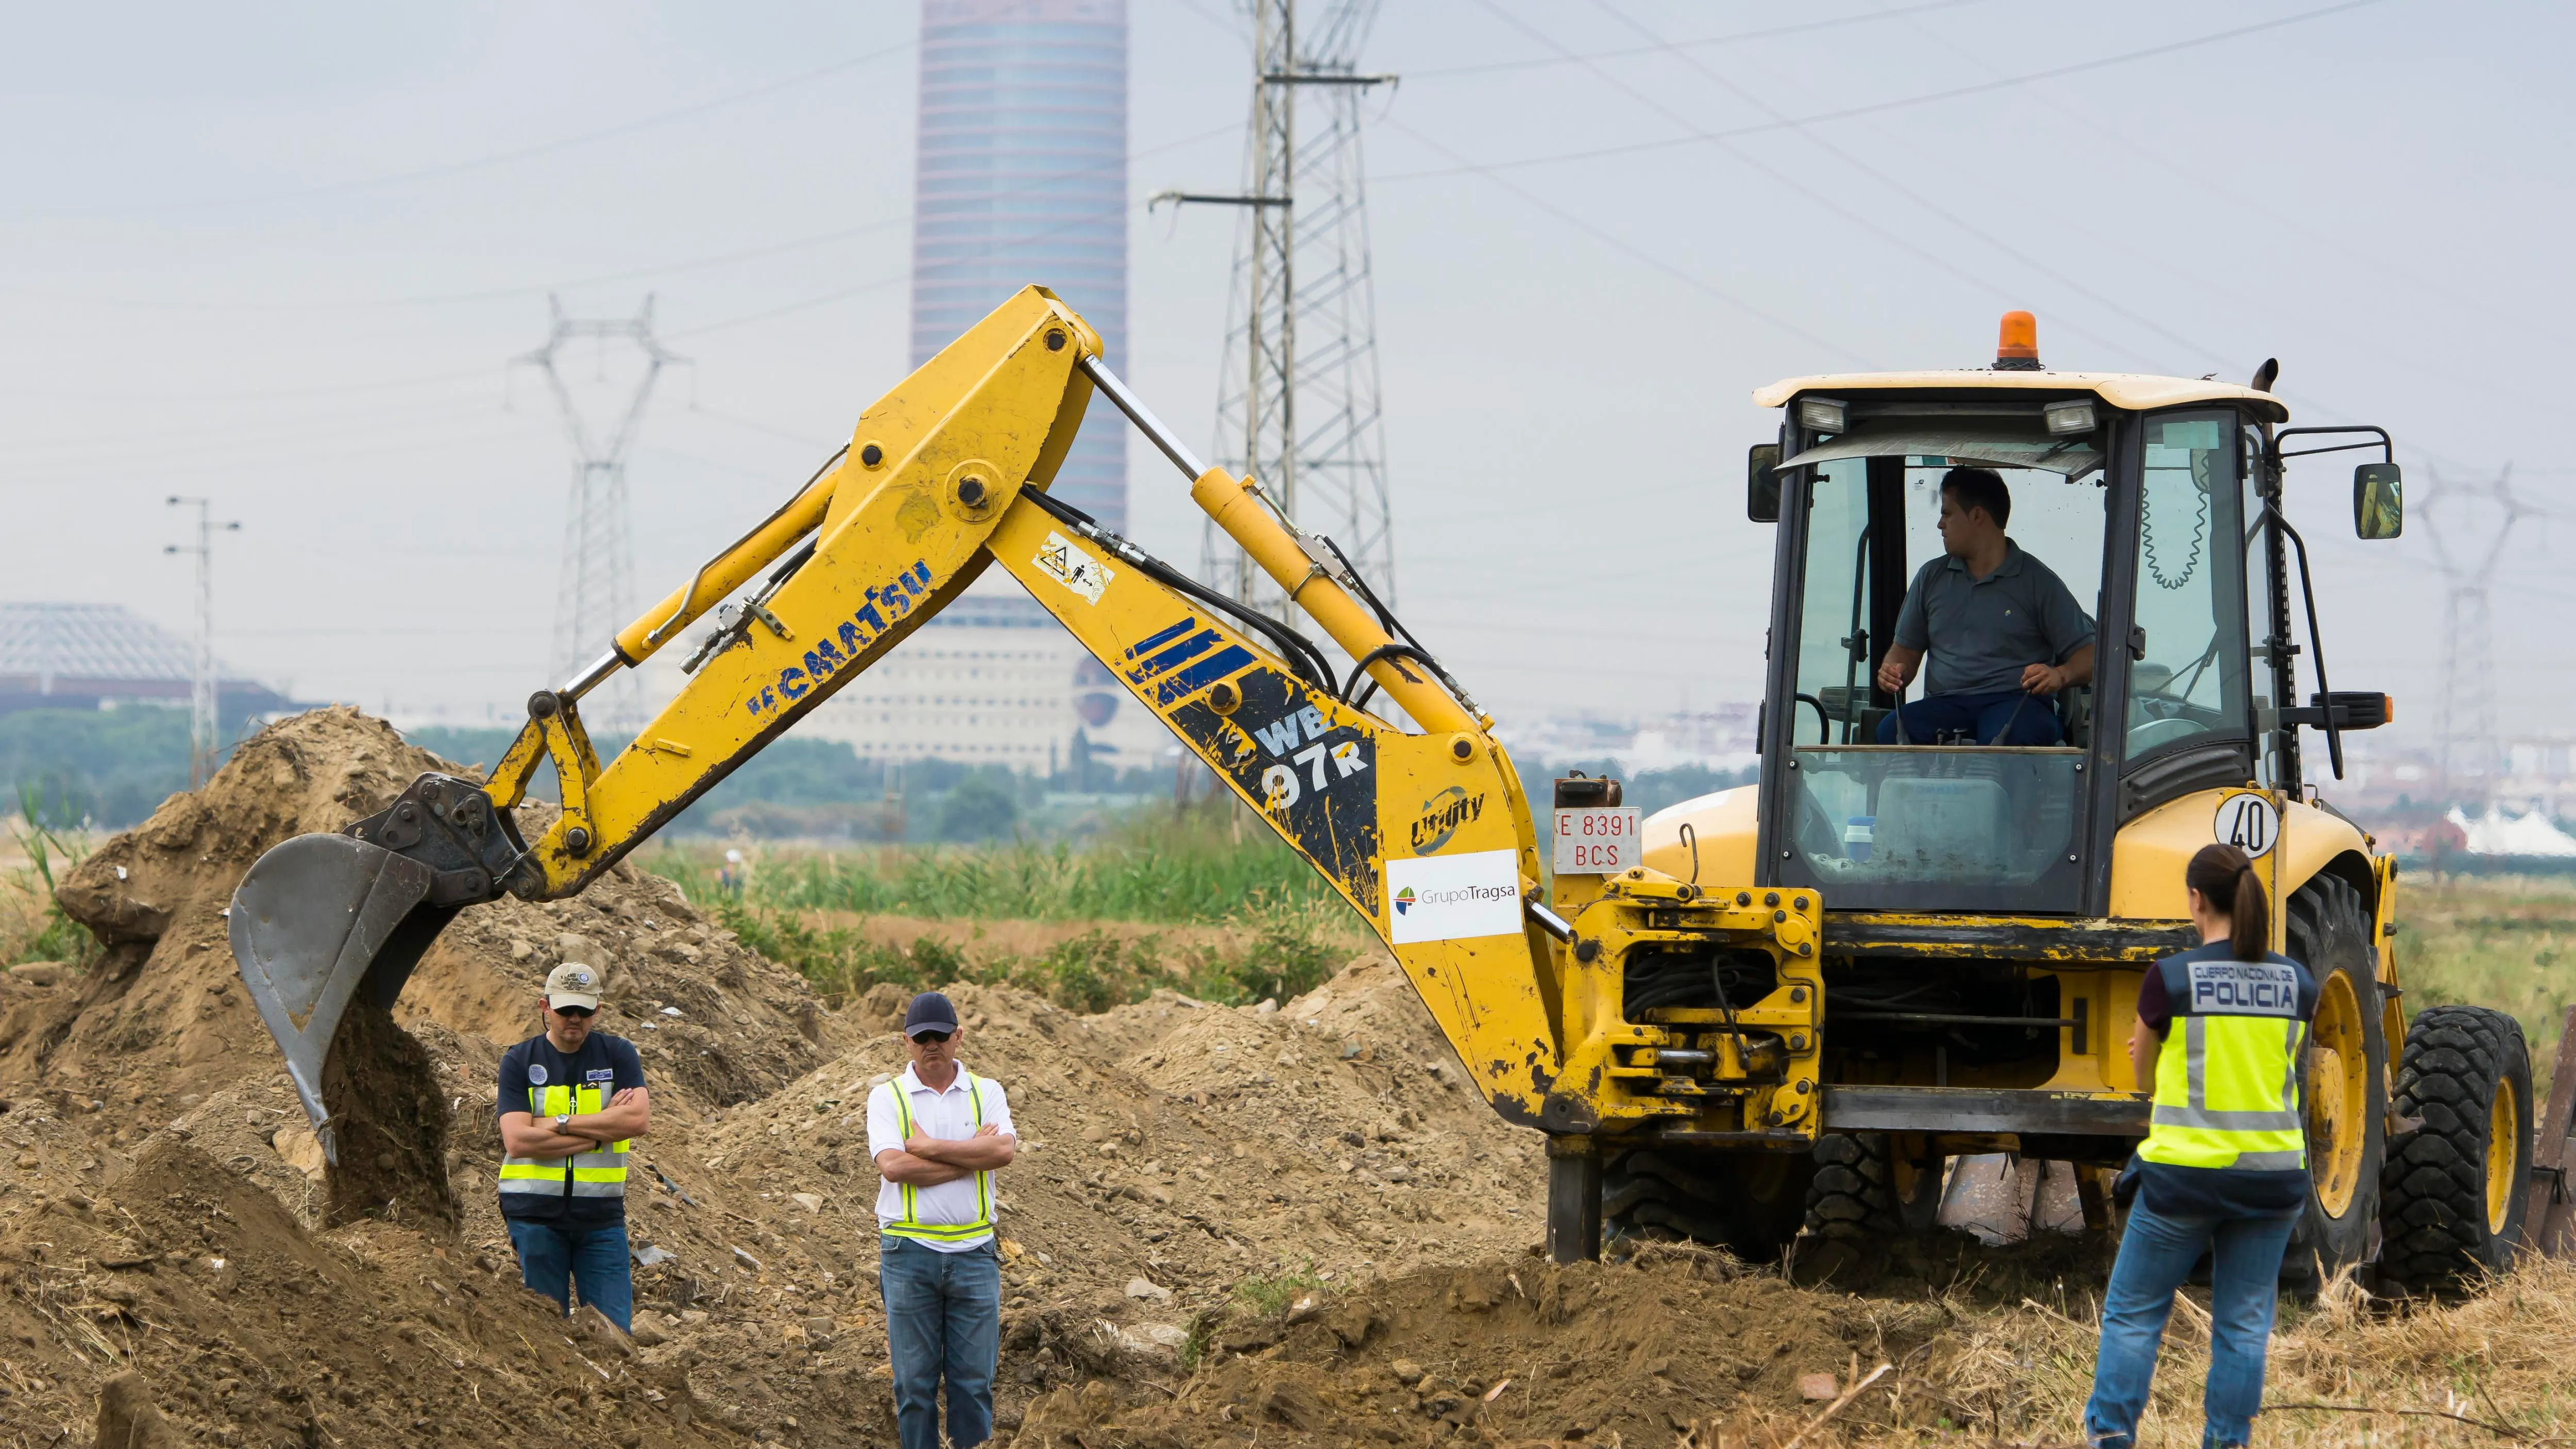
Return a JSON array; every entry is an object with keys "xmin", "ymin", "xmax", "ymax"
[
  {"xmin": 495, "ymin": 1032, "xmax": 645, "ymax": 1223},
  {"xmin": 1894, "ymin": 539, "xmax": 2096, "ymax": 696}
]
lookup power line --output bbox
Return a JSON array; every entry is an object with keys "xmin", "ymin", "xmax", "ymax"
[
  {"xmin": 1378, "ymin": 115, "xmax": 1870, "ymax": 365},
  {"xmin": 1375, "ymin": 1, "xmax": 2387, "ymax": 185},
  {"xmin": 0, "ymin": 41, "xmax": 918, "ymax": 223},
  {"xmin": 1408, "ymin": 0, "xmax": 1988, "ymax": 79}
]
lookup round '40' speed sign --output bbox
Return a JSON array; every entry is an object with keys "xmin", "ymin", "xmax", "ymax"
[{"xmin": 2214, "ymin": 790, "xmax": 2280, "ymax": 859}]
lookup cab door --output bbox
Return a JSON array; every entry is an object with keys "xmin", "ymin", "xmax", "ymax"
[{"xmin": 2100, "ymin": 407, "xmax": 2264, "ymax": 834}]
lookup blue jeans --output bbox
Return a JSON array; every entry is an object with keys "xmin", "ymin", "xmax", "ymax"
[
  {"xmin": 880, "ymin": 1235, "xmax": 1001, "ymax": 1449},
  {"xmin": 2083, "ymin": 1200, "xmax": 2297, "ymax": 1449},
  {"xmin": 1876, "ymin": 689, "xmax": 2062, "ymax": 745},
  {"xmin": 504, "ymin": 1217, "xmax": 632, "ymax": 1334}
]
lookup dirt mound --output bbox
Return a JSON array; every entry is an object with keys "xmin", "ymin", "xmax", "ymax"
[
  {"xmin": 1012, "ymin": 1247, "xmax": 1925, "ymax": 1446},
  {"xmin": 0, "ymin": 1133, "xmax": 755, "ymax": 1446},
  {"xmin": 9, "ymin": 706, "xmax": 844, "ymax": 1122}
]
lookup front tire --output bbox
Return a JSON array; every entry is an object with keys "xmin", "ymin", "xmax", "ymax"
[
  {"xmin": 1604, "ymin": 1147, "xmax": 1813, "ymax": 1260},
  {"xmin": 2379, "ymin": 1004, "xmax": 2534, "ymax": 1293},
  {"xmin": 1804, "ymin": 1132, "xmax": 1942, "ymax": 1239},
  {"xmin": 2282, "ymin": 875, "xmax": 2386, "ymax": 1289}
]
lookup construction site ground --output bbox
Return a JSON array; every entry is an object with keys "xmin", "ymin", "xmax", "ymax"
[{"xmin": 0, "ymin": 708, "xmax": 2567, "ymax": 1448}]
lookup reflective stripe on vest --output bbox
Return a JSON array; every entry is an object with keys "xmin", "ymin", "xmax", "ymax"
[
  {"xmin": 498, "ymin": 1081, "xmax": 630, "ymax": 1202},
  {"xmin": 884, "ymin": 1071, "xmax": 993, "ymax": 1243},
  {"xmin": 2140, "ymin": 998, "xmax": 2307, "ymax": 1172}
]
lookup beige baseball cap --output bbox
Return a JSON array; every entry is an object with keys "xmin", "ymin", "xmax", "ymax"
[{"xmin": 545, "ymin": 962, "xmax": 604, "ymax": 1011}]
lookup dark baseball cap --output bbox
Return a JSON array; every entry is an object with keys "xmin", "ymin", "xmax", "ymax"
[{"xmin": 903, "ymin": 991, "xmax": 960, "ymax": 1038}]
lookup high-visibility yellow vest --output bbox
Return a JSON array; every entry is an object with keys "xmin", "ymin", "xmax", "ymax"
[
  {"xmin": 499, "ymin": 1080, "xmax": 630, "ymax": 1205},
  {"xmin": 2139, "ymin": 951, "xmax": 2310, "ymax": 1173},
  {"xmin": 883, "ymin": 1070, "xmax": 995, "ymax": 1244}
]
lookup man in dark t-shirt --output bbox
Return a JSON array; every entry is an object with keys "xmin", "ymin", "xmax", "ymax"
[{"xmin": 496, "ymin": 962, "xmax": 649, "ymax": 1332}]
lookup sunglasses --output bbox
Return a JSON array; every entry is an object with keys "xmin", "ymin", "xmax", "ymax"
[
  {"xmin": 550, "ymin": 1004, "xmax": 597, "ymax": 1019},
  {"xmin": 907, "ymin": 1029, "xmax": 954, "ymax": 1045}
]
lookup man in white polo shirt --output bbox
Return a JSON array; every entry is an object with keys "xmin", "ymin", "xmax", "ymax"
[{"xmin": 867, "ymin": 991, "xmax": 1017, "ymax": 1449}]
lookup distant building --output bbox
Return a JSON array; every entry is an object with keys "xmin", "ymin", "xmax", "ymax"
[
  {"xmin": 0, "ymin": 602, "xmax": 291, "ymax": 720},
  {"xmin": 857, "ymin": 0, "xmax": 1156, "ymax": 773},
  {"xmin": 793, "ymin": 593, "xmax": 1173, "ymax": 775},
  {"xmin": 912, "ymin": 0, "xmax": 1128, "ymax": 532}
]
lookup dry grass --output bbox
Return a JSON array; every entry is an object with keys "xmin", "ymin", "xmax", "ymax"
[{"xmin": 1878, "ymin": 1257, "xmax": 2576, "ymax": 1448}]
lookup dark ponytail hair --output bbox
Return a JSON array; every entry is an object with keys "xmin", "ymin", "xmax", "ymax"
[{"xmin": 2185, "ymin": 843, "xmax": 2269, "ymax": 961}]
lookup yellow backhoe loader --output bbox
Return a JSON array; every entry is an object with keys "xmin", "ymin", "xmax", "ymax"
[{"xmin": 229, "ymin": 288, "xmax": 2533, "ymax": 1293}]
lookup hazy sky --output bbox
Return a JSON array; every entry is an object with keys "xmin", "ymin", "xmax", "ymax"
[{"xmin": 2, "ymin": 1, "xmax": 2564, "ymax": 741}]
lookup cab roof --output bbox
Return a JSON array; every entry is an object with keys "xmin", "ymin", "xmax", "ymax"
[{"xmin": 1752, "ymin": 369, "xmax": 2290, "ymax": 424}]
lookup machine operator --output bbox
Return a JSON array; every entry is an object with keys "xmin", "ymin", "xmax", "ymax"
[{"xmin": 1874, "ymin": 466, "xmax": 2095, "ymax": 745}]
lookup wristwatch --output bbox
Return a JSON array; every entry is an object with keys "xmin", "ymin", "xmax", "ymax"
[{"xmin": 554, "ymin": 1113, "xmax": 571, "ymax": 1131}]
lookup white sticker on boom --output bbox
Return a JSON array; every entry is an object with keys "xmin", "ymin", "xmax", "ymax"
[
  {"xmin": 2214, "ymin": 791, "xmax": 2279, "ymax": 859},
  {"xmin": 1034, "ymin": 531, "xmax": 1112, "ymax": 604},
  {"xmin": 2187, "ymin": 959, "xmax": 2301, "ymax": 1017},
  {"xmin": 1386, "ymin": 848, "xmax": 1523, "ymax": 945}
]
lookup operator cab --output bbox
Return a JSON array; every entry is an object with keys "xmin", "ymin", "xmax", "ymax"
[{"xmin": 1747, "ymin": 314, "xmax": 2399, "ymax": 914}]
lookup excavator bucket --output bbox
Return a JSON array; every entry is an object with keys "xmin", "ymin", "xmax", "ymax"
[{"xmin": 227, "ymin": 832, "xmax": 453, "ymax": 1164}]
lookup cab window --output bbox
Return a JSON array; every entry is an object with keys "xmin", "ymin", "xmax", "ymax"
[{"xmin": 2124, "ymin": 410, "xmax": 2256, "ymax": 761}]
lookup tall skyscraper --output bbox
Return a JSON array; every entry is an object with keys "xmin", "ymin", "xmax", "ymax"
[
  {"xmin": 804, "ymin": 0, "xmax": 1163, "ymax": 776},
  {"xmin": 911, "ymin": 0, "xmax": 1128, "ymax": 534}
]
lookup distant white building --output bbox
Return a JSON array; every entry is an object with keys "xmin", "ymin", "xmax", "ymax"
[
  {"xmin": 1498, "ymin": 705, "xmax": 1760, "ymax": 776},
  {"xmin": 789, "ymin": 590, "xmax": 1177, "ymax": 774}
]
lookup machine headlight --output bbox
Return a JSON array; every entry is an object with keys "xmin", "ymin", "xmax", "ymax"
[
  {"xmin": 2043, "ymin": 399, "xmax": 2097, "ymax": 436},
  {"xmin": 1798, "ymin": 397, "xmax": 1848, "ymax": 433}
]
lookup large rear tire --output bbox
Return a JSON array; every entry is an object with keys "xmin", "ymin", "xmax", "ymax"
[
  {"xmin": 1603, "ymin": 1147, "xmax": 1814, "ymax": 1260},
  {"xmin": 1804, "ymin": 1132, "xmax": 1942, "ymax": 1239},
  {"xmin": 2379, "ymin": 1004, "xmax": 2534, "ymax": 1294},
  {"xmin": 2282, "ymin": 875, "xmax": 2386, "ymax": 1290}
]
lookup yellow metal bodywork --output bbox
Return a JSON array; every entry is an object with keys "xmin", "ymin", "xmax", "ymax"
[
  {"xmin": 471, "ymin": 286, "xmax": 1577, "ymax": 1128},
  {"xmin": 460, "ymin": 290, "xmax": 2408, "ymax": 1156}
]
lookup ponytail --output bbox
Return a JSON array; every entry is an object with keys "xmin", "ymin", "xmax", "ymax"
[{"xmin": 2186, "ymin": 843, "xmax": 2269, "ymax": 961}]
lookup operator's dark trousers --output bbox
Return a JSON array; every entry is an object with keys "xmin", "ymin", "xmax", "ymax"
[
  {"xmin": 1875, "ymin": 689, "xmax": 2062, "ymax": 745},
  {"xmin": 880, "ymin": 1235, "xmax": 1001, "ymax": 1449}
]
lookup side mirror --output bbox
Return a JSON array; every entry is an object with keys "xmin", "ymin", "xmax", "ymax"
[
  {"xmin": 1748, "ymin": 443, "xmax": 1782, "ymax": 522},
  {"xmin": 2354, "ymin": 462, "xmax": 2402, "ymax": 539}
]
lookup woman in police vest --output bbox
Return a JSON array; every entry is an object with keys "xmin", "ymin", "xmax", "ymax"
[{"xmin": 2083, "ymin": 843, "xmax": 2315, "ymax": 1449}]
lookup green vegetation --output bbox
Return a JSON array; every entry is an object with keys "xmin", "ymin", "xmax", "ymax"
[
  {"xmin": 1230, "ymin": 1261, "xmax": 1329, "ymax": 1318},
  {"xmin": 3, "ymin": 785, "xmax": 100, "ymax": 970},
  {"xmin": 0, "ymin": 707, "xmax": 204, "ymax": 829},
  {"xmin": 2398, "ymin": 873, "xmax": 2576, "ymax": 1088},
  {"xmin": 660, "ymin": 799, "xmax": 1363, "ymax": 1012},
  {"xmin": 676, "ymin": 798, "xmax": 1343, "ymax": 923},
  {"xmin": 704, "ymin": 886, "xmax": 1354, "ymax": 1014}
]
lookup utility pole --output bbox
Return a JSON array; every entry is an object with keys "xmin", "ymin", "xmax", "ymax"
[
  {"xmin": 164, "ymin": 496, "xmax": 241, "ymax": 789},
  {"xmin": 1158, "ymin": 0, "xmax": 1398, "ymax": 619},
  {"xmin": 515, "ymin": 296, "xmax": 684, "ymax": 728},
  {"xmin": 2421, "ymin": 466, "xmax": 2518, "ymax": 809}
]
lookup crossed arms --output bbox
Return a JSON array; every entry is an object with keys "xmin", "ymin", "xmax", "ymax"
[
  {"xmin": 875, "ymin": 1122, "xmax": 1016, "ymax": 1186},
  {"xmin": 499, "ymin": 1086, "xmax": 651, "ymax": 1158}
]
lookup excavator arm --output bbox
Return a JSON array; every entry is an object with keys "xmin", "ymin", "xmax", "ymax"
[{"xmin": 228, "ymin": 287, "xmax": 1579, "ymax": 1161}]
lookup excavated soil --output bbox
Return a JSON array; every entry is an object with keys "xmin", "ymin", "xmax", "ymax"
[{"xmin": 0, "ymin": 708, "xmax": 1567, "ymax": 1445}]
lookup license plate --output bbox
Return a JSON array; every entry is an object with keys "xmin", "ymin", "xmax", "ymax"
[{"xmin": 1552, "ymin": 806, "xmax": 1642, "ymax": 874}]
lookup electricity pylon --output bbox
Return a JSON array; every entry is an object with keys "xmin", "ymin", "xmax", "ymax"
[
  {"xmin": 516, "ymin": 296, "xmax": 683, "ymax": 727},
  {"xmin": 2420, "ymin": 466, "xmax": 2518, "ymax": 807},
  {"xmin": 164, "ymin": 496, "xmax": 240, "ymax": 788},
  {"xmin": 1161, "ymin": 0, "xmax": 1397, "ymax": 618}
]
